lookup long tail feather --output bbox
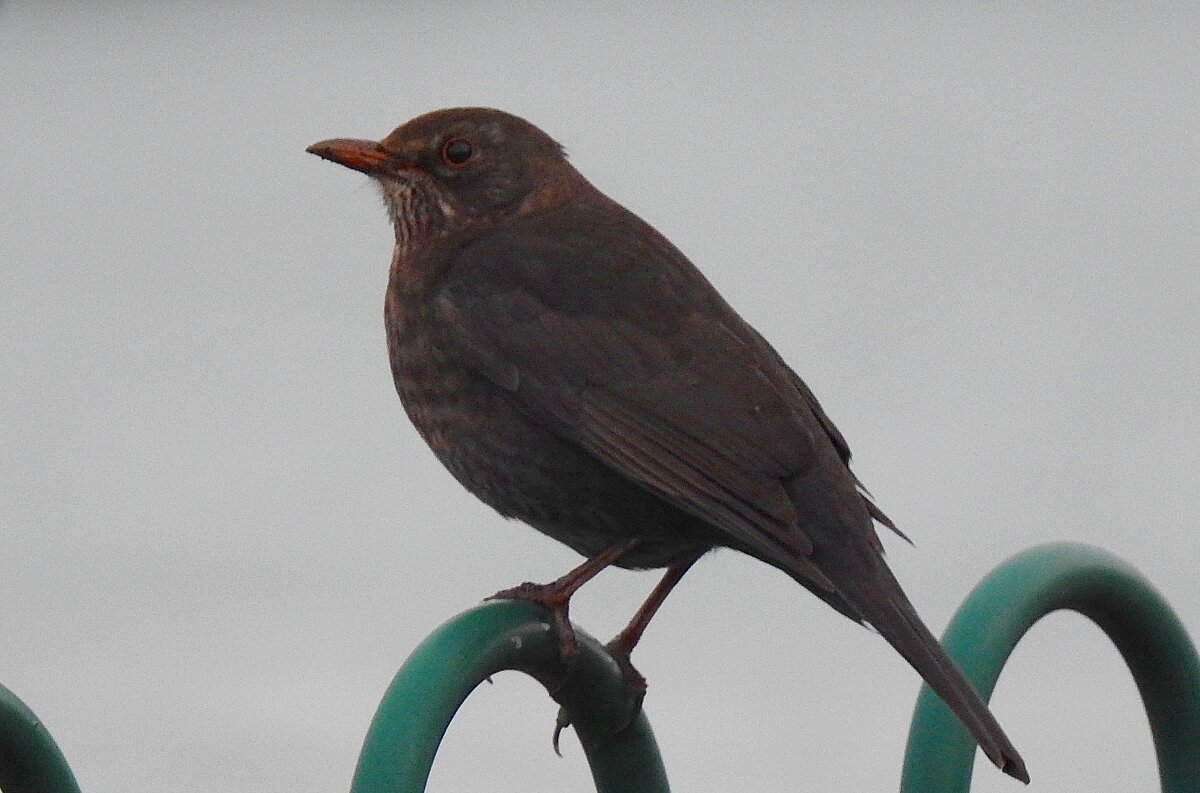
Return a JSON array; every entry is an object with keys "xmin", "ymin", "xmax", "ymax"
[{"xmin": 845, "ymin": 569, "xmax": 1029, "ymax": 783}]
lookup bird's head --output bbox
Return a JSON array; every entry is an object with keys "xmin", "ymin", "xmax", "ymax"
[{"xmin": 307, "ymin": 107, "xmax": 572, "ymax": 250}]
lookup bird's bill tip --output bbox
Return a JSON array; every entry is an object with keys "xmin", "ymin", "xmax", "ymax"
[{"xmin": 305, "ymin": 138, "xmax": 390, "ymax": 174}]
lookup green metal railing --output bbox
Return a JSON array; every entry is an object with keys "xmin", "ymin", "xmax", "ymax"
[
  {"xmin": 350, "ymin": 600, "xmax": 668, "ymax": 793},
  {"xmin": 3, "ymin": 542, "xmax": 1198, "ymax": 791},
  {"xmin": 901, "ymin": 542, "xmax": 1200, "ymax": 792},
  {"xmin": 0, "ymin": 683, "xmax": 80, "ymax": 793}
]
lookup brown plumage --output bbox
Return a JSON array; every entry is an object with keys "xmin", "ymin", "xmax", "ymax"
[{"xmin": 307, "ymin": 107, "xmax": 1028, "ymax": 783}]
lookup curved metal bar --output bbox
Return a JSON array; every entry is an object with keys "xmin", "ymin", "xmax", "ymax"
[
  {"xmin": 0, "ymin": 683, "xmax": 81, "ymax": 793},
  {"xmin": 901, "ymin": 542, "xmax": 1200, "ymax": 792},
  {"xmin": 350, "ymin": 599, "xmax": 670, "ymax": 793}
]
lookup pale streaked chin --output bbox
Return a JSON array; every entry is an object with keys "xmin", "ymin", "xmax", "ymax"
[{"xmin": 375, "ymin": 174, "xmax": 454, "ymax": 255}]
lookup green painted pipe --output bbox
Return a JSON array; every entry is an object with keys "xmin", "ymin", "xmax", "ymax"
[
  {"xmin": 350, "ymin": 599, "xmax": 670, "ymax": 793},
  {"xmin": 901, "ymin": 542, "xmax": 1200, "ymax": 792},
  {"xmin": 0, "ymin": 683, "xmax": 81, "ymax": 793}
]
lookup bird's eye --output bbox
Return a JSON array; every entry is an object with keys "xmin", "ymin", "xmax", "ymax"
[{"xmin": 441, "ymin": 138, "xmax": 474, "ymax": 166}]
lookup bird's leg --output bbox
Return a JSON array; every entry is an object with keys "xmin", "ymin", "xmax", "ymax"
[
  {"xmin": 606, "ymin": 556, "xmax": 698, "ymax": 695},
  {"xmin": 553, "ymin": 555, "xmax": 699, "ymax": 752},
  {"xmin": 488, "ymin": 537, "xmax": 642, "ymax": 661}
]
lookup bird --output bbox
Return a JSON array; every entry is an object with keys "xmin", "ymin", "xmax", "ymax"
[{"xmin": 307, "ymin": 107, "xmax": 1029, "ymax": 783}]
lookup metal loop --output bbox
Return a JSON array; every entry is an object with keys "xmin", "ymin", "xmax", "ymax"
[
  {"xmin": 901, "ymin": 542, "xmax": 1200, "ymax": 792},
  {"xmin": 0, "ymin": 683, "xmax": 81, "ymax": 793},
  {"xmin": 350, "ymin": 599, "xmax": 670, "ymax": 793}
]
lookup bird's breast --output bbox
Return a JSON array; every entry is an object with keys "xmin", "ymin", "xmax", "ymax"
[
  {"xmin": 382, "ymin": 278, "xmax": 719, "ymax": 567},
  {"xmin": 384, "ymin": 287, "xmax": 477, "ymax": 454}
]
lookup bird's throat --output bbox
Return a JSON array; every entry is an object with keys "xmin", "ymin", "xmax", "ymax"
[{"xmin": 378, "ymin": 176, "xmax": 447, "ymax": 259}]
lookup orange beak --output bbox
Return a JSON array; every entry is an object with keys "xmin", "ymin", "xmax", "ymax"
[{"xmin": 306, "ymin": 138, "xmax": 392, "ymax": 174}]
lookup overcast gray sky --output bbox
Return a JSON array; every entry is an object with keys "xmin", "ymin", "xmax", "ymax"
[{"xmin": 2, "ymin": 3, "xmax": 1198, "ymax": 792}]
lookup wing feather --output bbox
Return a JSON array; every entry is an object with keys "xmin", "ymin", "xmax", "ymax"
[{"xmin": 434, "ymin": 207, "xmax": 862, "ymax": 589}]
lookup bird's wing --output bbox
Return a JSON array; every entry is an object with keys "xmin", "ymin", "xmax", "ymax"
[{"xmin": 436, "ymin": 209, "xmax": 837, "ymax": 589}]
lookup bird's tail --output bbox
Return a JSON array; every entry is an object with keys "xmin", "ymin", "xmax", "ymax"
[{"xmin": 843, "ymin": 566, "xmax": 1029, "ymax": 784}]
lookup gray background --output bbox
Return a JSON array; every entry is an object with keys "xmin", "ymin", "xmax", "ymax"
[{"xmin": 2, "ymin": 4, "xmax": 1197, "ymax": 791}]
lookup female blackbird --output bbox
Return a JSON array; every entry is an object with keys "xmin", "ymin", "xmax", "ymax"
[{"xmin": 307, "ymin": 108, "xmax": 1028, "ymax": 783}]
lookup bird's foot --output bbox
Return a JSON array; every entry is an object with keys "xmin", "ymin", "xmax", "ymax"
[
  {"xmin": 552, "ymin": 633, "xmax": 647, "ymax": 755},
  {"xmin": 603, "ymin": 633, "xmax": 649, "ymax": 710},
  {"xmin": 487, "ymin": 581, "xmax": 579, "ymax": 661}
]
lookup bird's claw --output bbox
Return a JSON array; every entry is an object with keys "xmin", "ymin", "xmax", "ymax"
[
  {"xmin": 550, "ymin": 637, "xmax": 647, "ymax": 756},
  {"xmin": 487, "ymin": 582, "xmax": 579, "ymax": 662},
  {"xmin": 552, "ymin": 708, "xmax": 571, "ymax": 756},
  {"xmin": 486, "ymin": 581, "xmax": 548, "ymax": 601},
  {"xmin": 605, "ymin": 636, "xmax": 648, "ymax": 706}
]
